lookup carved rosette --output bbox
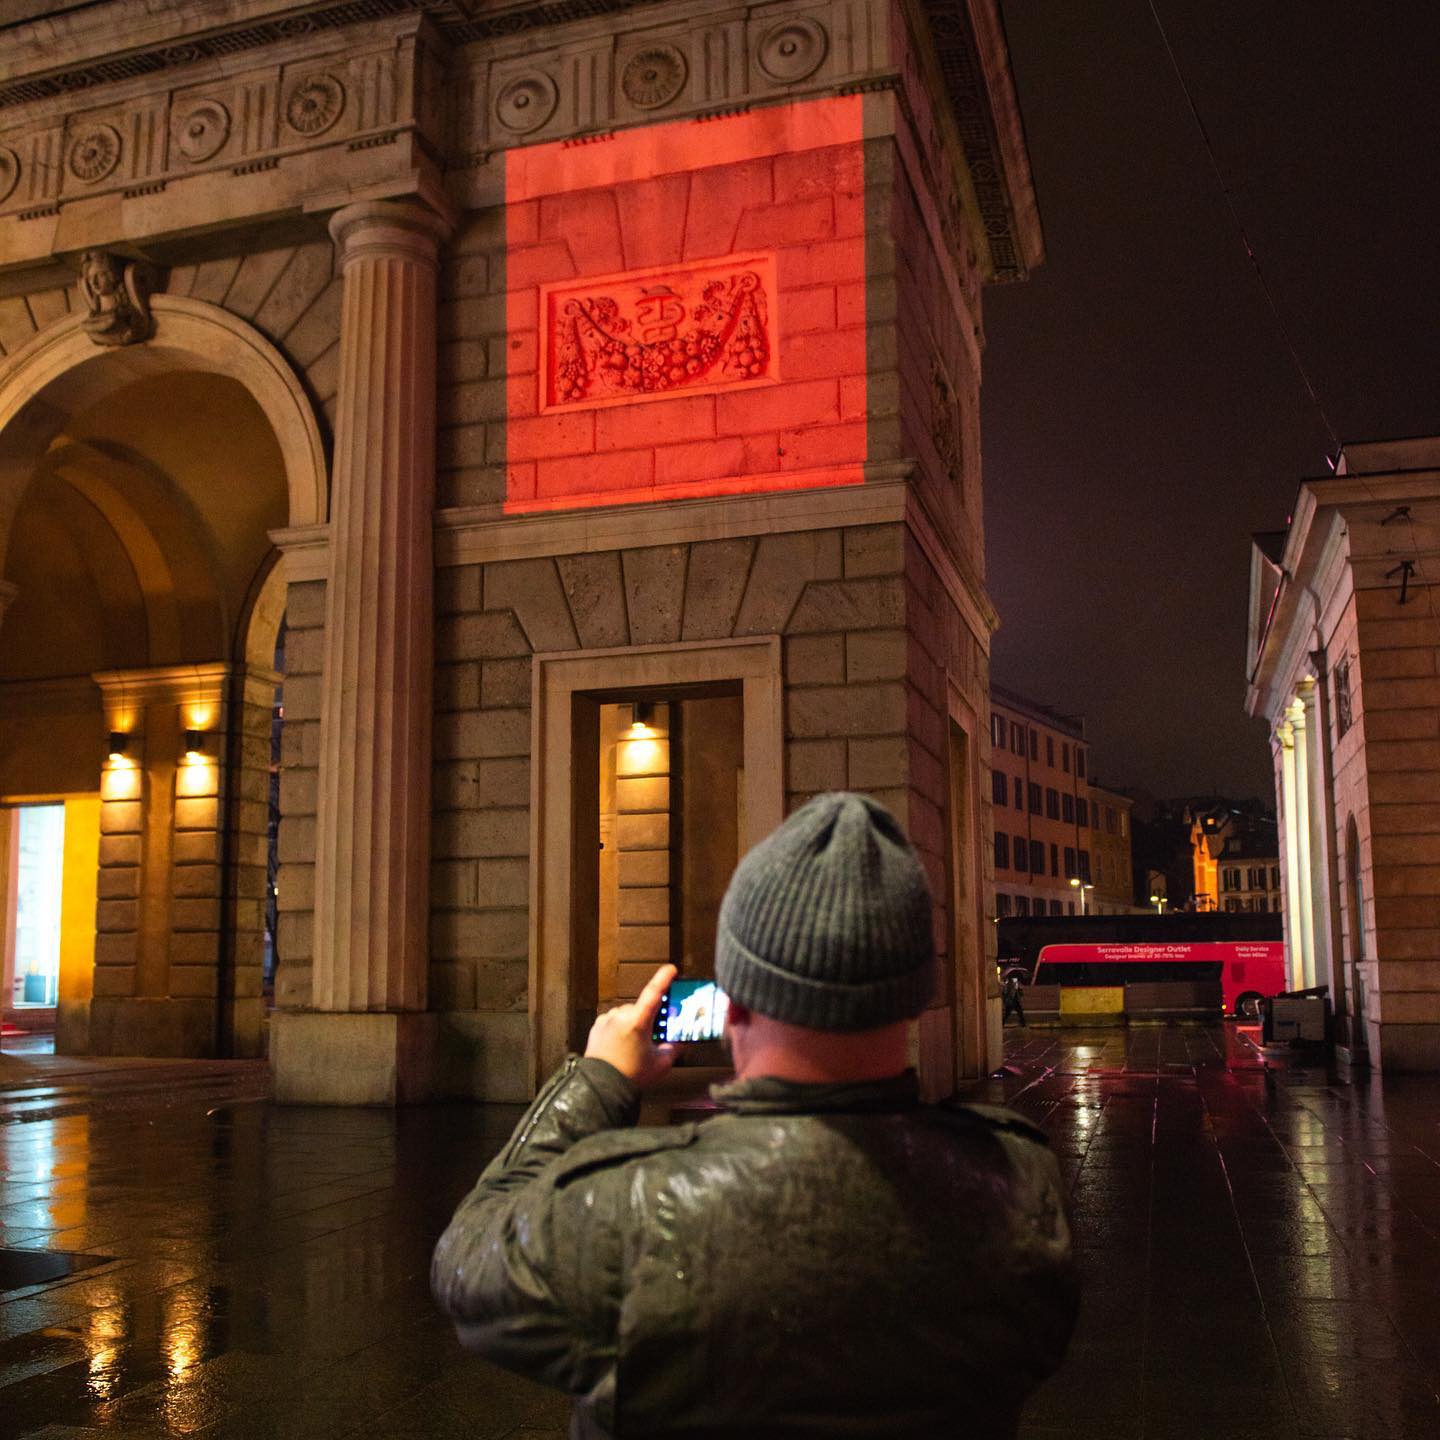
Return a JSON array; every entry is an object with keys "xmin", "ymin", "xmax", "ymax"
[
  {"xmin": 0, "ymin": 146, "xmax": 18, "ymax": 204},
  {"xmin": 756, "ymin": 18, "xmax": 829, "ymax": 83},
  {"xmin": 173, "ymin": 100, "xmax": 231, "ymax": 162},
  {"xmin": 621, "ymin": 45, "xmax": 688, "ymax": 109},
  {"xmin": 68, "ymin": 125, "xmax": 122, "ymax": 184},
  {"xmin": 285, "ymin": 74, "xmax": 345, "ymax": 136},
  {"xmin": 494, "ymin": 72, "xmax": 558, "ymax": 133}
]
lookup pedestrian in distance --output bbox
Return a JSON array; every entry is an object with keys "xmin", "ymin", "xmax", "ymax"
[
  {"xmin": 432, "ymin": 792, "xmax": 1077, "ymax": 1439},
  {"xmin": 1002, "ymin": 970, "xmax": 1027, "ymax": 1027}
]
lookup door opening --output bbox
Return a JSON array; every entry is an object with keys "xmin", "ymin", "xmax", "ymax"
[
  {"xmin": 8, "ymin": 804, "xmax": 65, "ymax": 1009},
  {"xmin": 591, "ymin": 688, "xmax": 745, "ymax": 1016}
]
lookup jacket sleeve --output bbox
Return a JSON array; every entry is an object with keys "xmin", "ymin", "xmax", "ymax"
[{"xmin": 430, "ymin": 1055, "xmax": 639, "ymax": 1393}]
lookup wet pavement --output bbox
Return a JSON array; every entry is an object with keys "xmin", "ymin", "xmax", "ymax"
[{"xmin": 2, "ymin": 1025, "xmax": 1439, "ymax": 1438}]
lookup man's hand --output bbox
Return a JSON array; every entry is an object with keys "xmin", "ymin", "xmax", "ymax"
[{"xmin": 584, "ymin": 963, "xmax": 678, "ymax": 1089}]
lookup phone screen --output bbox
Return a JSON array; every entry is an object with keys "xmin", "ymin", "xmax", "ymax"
[{"xmin": 651, "ymin": 979, "xmax": 729, "ymax": 1043}]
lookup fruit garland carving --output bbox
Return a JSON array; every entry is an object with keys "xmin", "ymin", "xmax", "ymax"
[{"xmin": 549, "ymin": 270, "xmax": 771, "ymax": 406}]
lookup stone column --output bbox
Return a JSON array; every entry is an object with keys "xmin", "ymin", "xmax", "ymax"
[
  {"xmin": 1289, "ymin": 698, "xmax": 1317, "ymax": 989},
  {"xmin": 1277, "ymin": 721, "xmax": 1305, "ymax": 991},
  {"xmin": 272, "ymin": 199, "xmax": 450, "ymax": 1105}
]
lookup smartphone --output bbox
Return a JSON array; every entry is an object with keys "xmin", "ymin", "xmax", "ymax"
[{"xmin": 651, "ymin": 978, "xmax": 730, "ymax": 1043}]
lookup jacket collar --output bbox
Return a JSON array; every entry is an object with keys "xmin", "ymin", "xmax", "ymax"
[{"xmin": 709, "ymin": 1069, "xmax": 921, "ymax": 1116}]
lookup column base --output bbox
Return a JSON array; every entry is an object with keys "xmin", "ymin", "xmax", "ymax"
[{"xmin": 271, "ymin": 1011, "xmax": 437, "ymax": 1104}]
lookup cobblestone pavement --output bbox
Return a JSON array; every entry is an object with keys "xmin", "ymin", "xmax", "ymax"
[{"xmin": 2, "ymin": 1026, "xmax": 1438, "ymax": 1438}]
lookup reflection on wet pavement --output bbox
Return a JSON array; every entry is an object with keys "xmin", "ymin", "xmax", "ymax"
[{"xmin": 2, "ymin": 1026, "xmax": 1438, "ymax": 1438}]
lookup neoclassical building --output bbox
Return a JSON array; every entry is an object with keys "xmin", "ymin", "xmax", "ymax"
[
  {"xmin": 0, "ymin": 0, "xmax": 1041, "ymax": 1102},
  {"xmin": 1247, "ymin": 437, "xmax": 1440, "ymax": 1070}
]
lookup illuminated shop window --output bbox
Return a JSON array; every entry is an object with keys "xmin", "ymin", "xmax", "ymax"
[{"xmin": 11, "ymin": 804, "xmax": 64, "ymax": 1008}]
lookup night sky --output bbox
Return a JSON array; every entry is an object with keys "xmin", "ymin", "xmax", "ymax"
[{"xmin": 981, "ymin": 0, "xmax": 1440, "ymax": 800}]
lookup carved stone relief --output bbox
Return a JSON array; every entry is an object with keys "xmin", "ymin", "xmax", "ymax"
[
  {"xmin": 541, "ymin": 255, "xmax": 777, "ymax": 411},
  {"xmin": 173, "ymin": 99, "xmax": 231, "ymax": 162},
  {"xmin": 285, "ymin": 74, "xmax": 345, "ymax": 136},
  {"xmin": 494, "ymin": 72, "xmax": 558, "ymax": 133},
  {"xmin": 0, "ymin": 146, "xmax": 18, "ymax": 204},
  {"xmin": 77, "ymin": 250, "xmax": 155, "ymax": 347},
  {"xmin": 68, "ymin": 125, "xmax": 122, "ymax": 184},
  {"xmin": 755, "ymin": 17, "xmax": 829, "ymax": 84},
  {"xmin": 621, "ymin": 44, "xmax": 688, "ymax": 109},
  {"xmin": 929, "ymin": 353, "xmax": 962, "ymax": 486}
]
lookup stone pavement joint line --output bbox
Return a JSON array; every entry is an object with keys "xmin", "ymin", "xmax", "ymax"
[{"xmin": 3, "ymin": 1026, "xmax": 1440, "ymax": 1438}]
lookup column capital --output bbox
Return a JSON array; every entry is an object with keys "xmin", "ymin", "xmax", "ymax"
[{"xmin": 328, "ymin": 199, "xmax": 453, "ymax": 272}]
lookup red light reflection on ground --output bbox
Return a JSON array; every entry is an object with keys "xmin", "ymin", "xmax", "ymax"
[{"xmin": 504, "ymin": 96, "xmax": 866, "ymax": 513}]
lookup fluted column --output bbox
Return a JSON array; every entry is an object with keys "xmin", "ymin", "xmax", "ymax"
[
  {"xmin": 312, "ymin": 200, "xmax": 449, "ymax": 1015},
  {"xmin": 1277, "ymin": 721, "xmax": 1305, "ymax": 991}
]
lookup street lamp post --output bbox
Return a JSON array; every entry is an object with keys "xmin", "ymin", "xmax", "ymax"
[
  {"xmin": 1069, "ymin": 877, "xmax": 1094, "ymax": 914},
  {"xmin": 1149, "ymin": 893, "xmax": 1168, "ymax": 914}
]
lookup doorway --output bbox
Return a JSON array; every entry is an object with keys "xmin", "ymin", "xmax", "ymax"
[
  {"xmin": 531, "ymin": 638, "xmax": 782, "ymax": 1085},
  {"xmin": 592, "ymin": 690, "xmax": 745, "ymax": 1011},
  {"xmin": 1, "ymin": 796, "xmax": 100, "ymax": 1038}
]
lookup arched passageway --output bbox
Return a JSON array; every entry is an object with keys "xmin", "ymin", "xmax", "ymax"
[{"xmin": 0, "ymin": 298, "xmax": 325, "ymax": 1056}]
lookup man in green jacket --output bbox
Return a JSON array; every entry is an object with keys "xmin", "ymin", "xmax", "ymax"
[{"xmin": 432, "ymin": 793, "xmax": 1077, "ymax": 1438}]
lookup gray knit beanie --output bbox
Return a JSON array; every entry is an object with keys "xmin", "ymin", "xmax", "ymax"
[{"xmin": 714, "ymin": 792, "xmax": 935, "ymax": 1031}]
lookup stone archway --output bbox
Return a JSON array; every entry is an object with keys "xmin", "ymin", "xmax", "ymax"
[{"xmin": 0, "ymin": 296, "xmax": 327, "ymax": 1057}]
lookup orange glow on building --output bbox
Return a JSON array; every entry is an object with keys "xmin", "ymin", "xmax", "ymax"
[{"xmin": 504, "ymin": 95, "xmax": 868, "ymax": 513}]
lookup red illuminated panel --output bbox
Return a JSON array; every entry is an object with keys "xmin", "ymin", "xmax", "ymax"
[{"xmin": 504, "ymin": 95, "xmax": 866, "ymax": 514}]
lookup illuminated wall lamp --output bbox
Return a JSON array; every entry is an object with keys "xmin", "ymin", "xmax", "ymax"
[
  {"xmin": 628, "ymin": 700, "xmax": 656, "ymax": 734},
  {"xmin": 107, "ymin": 731, "xmax": 130, "ymax": 761},
  {"xmin": 183, "ymin": 728, "xmax": 207, "ymax": 761}
]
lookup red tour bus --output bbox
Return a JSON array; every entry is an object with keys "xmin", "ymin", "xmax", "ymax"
[{"xmin": 998, "ymin": 914, "xmax": 1287, "ymax": 1019}]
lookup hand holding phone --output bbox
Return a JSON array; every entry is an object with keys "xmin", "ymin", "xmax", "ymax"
[{"xmin": 583, "ymin": 963, "xmax": 678, "ymax": 1089}]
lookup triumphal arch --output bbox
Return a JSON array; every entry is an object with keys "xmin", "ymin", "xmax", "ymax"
[{"xmin": 0, "ymin": 0, "xmax": 1040, "ymax": 1103}]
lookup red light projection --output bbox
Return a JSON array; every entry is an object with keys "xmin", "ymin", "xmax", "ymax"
[
  {"xmin": 542, "ymin": 255, "xmax": 777, "ymax": 411},
  {"xmin": 505, "ymin": 95, "xmax": 866, "ymax": 514}
]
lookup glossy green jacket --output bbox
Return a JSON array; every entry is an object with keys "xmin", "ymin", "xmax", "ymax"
[{"xmin": 432, "ymin": 1057, "xmax": 1077, "ymax": 1439}]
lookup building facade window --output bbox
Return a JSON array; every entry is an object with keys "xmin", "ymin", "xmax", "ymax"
[
  {"xmin": 1015, "ymin": 895, "xmax": 1030, "ymax": 917},
  {"xmin": 1050, "ymin": 843, "xmax": 1059, "ymax": 877},
  {"xmin": 994, "ymin": 833, "xmax": 1010, "ymax": 869},
  {"xmin": 1045, "ymin": 788, "xmax": 1060, "ymax": 820},
  {"xmin": 1062, "ymin": 743, "xmax": 1070, "ymax": 773},
  {"xmin": 1013, "ymin": 777, "xmax": 1024, "ymax": 809},
  {"xmin": 991, "ymin": 770, "xmax": 1007, "ymax": 805},
  {"xmin": 1046, "ymin": 736, "xmax": 1055, "ymax": 766},
  {"xmin": 996, "ymin": 892, "xmax": 1012, "ymax": 917},
  {"xmin": 1028, "ymin": 782, "xmax": 1043, "ymax": 815},
  {"xmin": 1105, "ymin": 807, "xmax": 1118, "ymax": 834},
  {"xmin": 1062, "ymin": 793, "xmax": 1075, "ymax": 823},
  {"xmin": 990, "ymin": 713, "xmax": 1005, "ymax": 748},
  {"xmin": 1011, "ymin": 722, "xmax": 1026, "ymax": 756},
  {"xmin": 1030, "ymin": 839, "xmax": 1045, "ymax": 874},
  {"xmin": 1079, "ymin": 849, "xmax": 1091, "ymax": 883},
  {"xmin": 1013, "ymin": 837, "xmax": 1029, "ymax": 872},
  {"xmin": 1063, "ymin": 847, "xmax": 1076, "ymax": 878},
  {"xmin": 1076, "ymin": 798, "xmax": 1089, "ymax": 827},
  {"xmin": 1029, "ymin": 731, "xmax": 1039, "ymax": 761},
  {"xmin": 1050, "ymin": 900, "xmax": 1063, "ymax": 917},
  {"xmin": 1076, "ymin": 749, "xmax": 1086, "ymax": 778}
]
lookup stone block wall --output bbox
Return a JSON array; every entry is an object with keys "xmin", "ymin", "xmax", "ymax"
[
  {"xmin": 426, "ymin": 518, "xmax": 983, "ymax": 1095},
  {"xmin": 1351, "ymin": 578, "xmax": 1440, "ymax": 1067}
]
